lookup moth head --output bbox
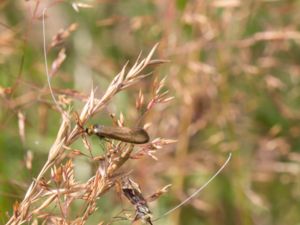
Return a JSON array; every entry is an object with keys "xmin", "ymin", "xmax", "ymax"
[
  {"xmin": 85, "ymin": 124, "xmax": 102, "ymax": 135},
  {"xmin": 85, "ymin": 125, "xmax": 95, "ymax": 135}
]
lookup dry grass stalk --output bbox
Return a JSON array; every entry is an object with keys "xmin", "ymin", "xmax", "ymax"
[{"xmin": 6, "ymin": 44, "xmax": 173, "ymax": 225}]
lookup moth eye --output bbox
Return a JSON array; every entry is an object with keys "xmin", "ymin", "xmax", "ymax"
[
  {"xmin": 85, "ymin": 125, "xmax": 94, "ymax": 135},
  {"xmin": 86, "ymin": 128, "xmax": 91, "ymax": 135}
]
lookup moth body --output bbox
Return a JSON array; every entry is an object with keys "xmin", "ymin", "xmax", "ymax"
[{"xmin": 86, "ymin": 124, "xmax": 149, "ymax": 144}]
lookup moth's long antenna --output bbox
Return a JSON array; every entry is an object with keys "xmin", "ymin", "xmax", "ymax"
[
  {"xmin": 72, "ymin": 112, "xmax": 86, "ymax": 135},
  {"xmin": 153, "ymin": 152, "xmax": 232, "ymax": 222},
  {"xmin": 42, "ymin": 6, "xmax": 67, "ymax": 117}
]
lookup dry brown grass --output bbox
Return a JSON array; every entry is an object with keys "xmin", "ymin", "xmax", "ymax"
[
  {"xmin": 6, "ymin": 44, "xmax": 176, "ymax": 225},
  {"xmin": 2, "ymin": 1, "xmax": 300, "ymax": 225}
]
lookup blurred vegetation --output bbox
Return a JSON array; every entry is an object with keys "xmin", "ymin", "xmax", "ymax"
[{"xmin": 1, "ymin": 0, "xmax": 300, "ymax": 224}]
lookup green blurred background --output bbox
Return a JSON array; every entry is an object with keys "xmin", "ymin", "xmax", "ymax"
[{"xmin": 1, "ymin": 0, "xmax": 300, "ymax": 224}]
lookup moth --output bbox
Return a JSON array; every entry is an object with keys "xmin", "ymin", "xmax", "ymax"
[{"xmin": 85, "ymin": 124, "xmax": 150, "ymax": 144}]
